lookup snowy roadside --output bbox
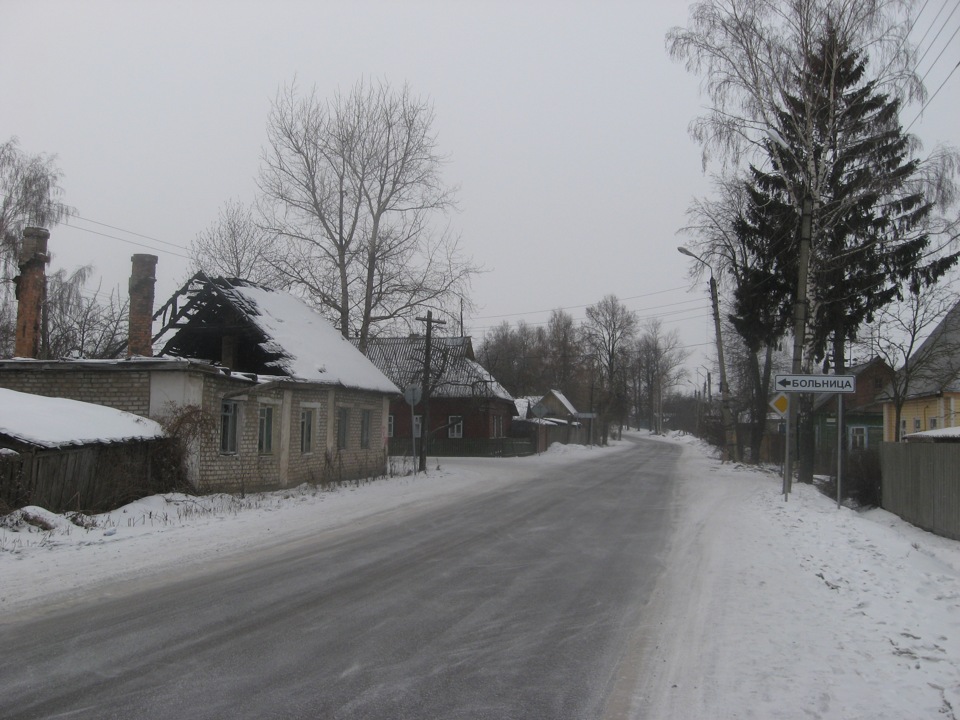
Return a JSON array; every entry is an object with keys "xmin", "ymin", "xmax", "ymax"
[{"xmin": 631, "ymin": 433, "xmax": 960, "ymax": 720}]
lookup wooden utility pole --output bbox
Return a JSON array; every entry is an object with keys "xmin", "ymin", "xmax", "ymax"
[{"xmin": 417, "ymin": 310, "xmax": 446, "ymax": 472}]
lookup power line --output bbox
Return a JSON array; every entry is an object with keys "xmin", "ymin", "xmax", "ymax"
[
  {"xmin": 918, "ymin": 20, "xmax": 960, "ymax": 84},
  {"xmin": 906, "ymin": 57, "xmax": 960, "ymax": 132},
  {"xmin": 915, "ymin": 0, "xmax": 960, "ymax": 68},
  {"xmin": 914, "ymin": 0, "xmax": 954, "ymax": 64},
  {"xmin": 63, "ymin": 219, "xmax": 192, "ymax": 260},
  {"xmin": 469, "ymin": 285, "xmax": 690, "ymax": 321},
  {"xmin": 70, "ymin": 214, "xmax": 191, "ymax": 251}
]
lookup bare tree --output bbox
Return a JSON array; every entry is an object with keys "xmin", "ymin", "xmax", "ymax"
[
  {"xmin": 42, "ymin": 266, "xmax": 129, "ymax": 359},
  {"xmin": 633, "ymin": 319, "xmax": 690, "ymax": 435},
  {"xmin": 190, "ymin": 199, "xmax": 286, "ymax": 287},
  {"xmin": 582, "ymin": 295, "xmax": 637, "ymax": 443},
  {"xmin": 475, "ymin": 320, "xmax": 549, "ymax": 398},
  {"xmin": 258, "ymin": 79, "xmax": 478, "ymax": 351},
  {"xmin": 1, "ymin": 137, "xmax": 73, "ymax": 355},
  {"xmin": 858, "ymin": 287, "xmax": 960, "ymax": 440}
]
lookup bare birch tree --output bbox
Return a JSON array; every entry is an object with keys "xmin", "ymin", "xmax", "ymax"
[
  {"xmin": 190, "ymin": 199, "xmax": 286, "ymax": 287},
  {"xmin": 257, "ymin": 79, "xmax": 477, "ymax": 352},
  {"xmin": 0, "ymin": 137, "xmax": 73, "ymax": 355}
]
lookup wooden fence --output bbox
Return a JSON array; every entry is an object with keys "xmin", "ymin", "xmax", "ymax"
[
  {"xmin": 880, "ymin": 442, "xmax": 960, "ymax": 541},
  {"xmin": 0, "ymin": 441, "xmax": 175, "ymax": 514}
]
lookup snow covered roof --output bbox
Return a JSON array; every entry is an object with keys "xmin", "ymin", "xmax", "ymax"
[
  {"xmin": 515, "ymin": 397, "xmax": 533, "ymax": 418},
  {"xmin": 0, "ymin": 388, "xmax": 165, "ymax": 449},
  {"xmin": 153, "ymin": 276, "xmax": 398, "ymax": 395},
  {"xmin": 360, "ymin": 336, "xmax": 514, "ymax": 403},
  {"xmin": 894, "ymin": 300, "xmax": 960, "ymax": 400},
  {"xmin": 903, "ymin": 426, "xmax": 960, "ymax": 442},
  {"xmin": 546, "ymin": 389, "xmax": 578, "ymax": 416}
]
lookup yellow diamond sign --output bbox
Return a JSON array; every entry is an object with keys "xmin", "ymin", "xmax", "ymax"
[{"xmin": 770, "ymin": 392, "xmax": 789, "ymax": 417}]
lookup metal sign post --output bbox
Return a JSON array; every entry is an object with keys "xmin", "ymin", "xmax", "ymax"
[
  {"xmin": 773, "ymin": 374, "xmax": 856, "ymax": 504},
  {"xmin": 404, "ymin": 384, "xmax": 422, "ymax": 475}
]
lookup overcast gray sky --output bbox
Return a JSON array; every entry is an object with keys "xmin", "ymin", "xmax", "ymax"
[{"xmin": 3, "ymin": 0, "xmax": 958, "ymax": 387}]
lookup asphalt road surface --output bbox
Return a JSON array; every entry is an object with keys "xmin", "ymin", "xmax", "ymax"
[{"xmin": 0, "ymin": 437, "xmax": 683, "ymax": 720}]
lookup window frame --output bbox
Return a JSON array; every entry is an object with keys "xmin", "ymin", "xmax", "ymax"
[
  {"xmin": 360, "ymin": 409, "xmax": 372, "ymax": 449},
  {"xmin": 258, "ymin": 405, "xmax": 274, "ymax": 455},
  {"xmin": 220, "ymin": 401, "xmax": 239, "ymax": 454},
  {"xmin": 300, "ymin": 408, "xmax": 314, "ymax": 454},
  {"xmin": 849, "ymin": 425, "xmax": 867, "ymax": 450},
  {"xmin": 387, "ymin": 414, "xmax": 394, "ymax": 438},
  {"xmin": 337, "ymin": 407, "xmax": 349, "ymax": 450},
  {"xmin": 448, "ymin": 415, "xmax": 463, "ymax": 439}
]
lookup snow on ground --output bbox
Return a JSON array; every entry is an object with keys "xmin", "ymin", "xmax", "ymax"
[{"xmin": 2, "ymin": 432, "xmax": 959, "ymax": 719}]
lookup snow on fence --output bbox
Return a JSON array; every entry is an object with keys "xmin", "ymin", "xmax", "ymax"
[{"xmin": 880, "ymin": 443, "xmax": 960, "ymax": 541}]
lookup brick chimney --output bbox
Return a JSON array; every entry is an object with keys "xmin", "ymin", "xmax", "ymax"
[
  {"xmin": 14, "ymin": 227, "xmax": 50, "ymax": 359},
  {"xmin": 127, "ymin": 254, "xmax": 158, "ymax": 357}
]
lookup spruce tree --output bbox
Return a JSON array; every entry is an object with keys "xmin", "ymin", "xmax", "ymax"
[{"xmin": 734, "ymin": 25, "xmax": 957, "ymax": 374}]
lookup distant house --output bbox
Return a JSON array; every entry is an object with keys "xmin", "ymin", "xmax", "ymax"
[
  {"xmin": 0, "ymin": 273, "xmax": 399, "ymax": 491},
  {"xmin": 0, "ymin": 387, "xmax": 167, "ymax": 512},
  {"xmin": 510, "ymin": 389, "xmax": 590, "ymax": 449},
  {"xmin": 881, "ymin": 300, "xmax": 960, "ymax": 441},
  {"xmin": 810, "ymin": 358, "xmax": 893, "ymax": 457},
  {"xmin": 358, "ymin": 336, "xmax": 516, "ymax": 451}
]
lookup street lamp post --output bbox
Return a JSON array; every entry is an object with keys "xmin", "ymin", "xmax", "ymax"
[{"xmin": 679, "ymin": 246, "xmax": 737, "ymax": 462}]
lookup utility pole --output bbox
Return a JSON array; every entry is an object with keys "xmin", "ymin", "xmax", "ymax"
[
  {"xmin": 416, "ymin": 310, "xmax": 446, "ymax": 472},
  {"xmin": 678, "ymin": 246, "xmax": 736, "ymax": 461}
]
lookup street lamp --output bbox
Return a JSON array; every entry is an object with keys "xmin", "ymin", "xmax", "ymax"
[{"xmin": 678, "ymin": 246, "xmax": 737, "ymax": 462}]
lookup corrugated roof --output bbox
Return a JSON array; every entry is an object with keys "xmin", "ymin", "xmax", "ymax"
[
  {"xmin": 894, "ymin": 300, "xmax": 960, "ymax": 400},
  {"xmin": 360, "ymin": 337, "xmax": 514, "ymax": 402}
]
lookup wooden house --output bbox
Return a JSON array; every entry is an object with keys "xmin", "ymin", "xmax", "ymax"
[
  {"xmin": 359, "ymin": 336, "xmax": 517, "ymax": 453},
  {"xmin": 881, "ymin": 300, "xmax": 960, "ymax": 441}
]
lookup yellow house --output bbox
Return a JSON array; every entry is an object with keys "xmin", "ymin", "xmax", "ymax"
[{"xmin": 881, "ymin": 301, "xmax": 960, "ymax": 442}]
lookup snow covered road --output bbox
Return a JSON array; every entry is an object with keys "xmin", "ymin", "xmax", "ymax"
[{"xmin": 2, "ymin": 432, "xmax": 959, "ymax": 718}]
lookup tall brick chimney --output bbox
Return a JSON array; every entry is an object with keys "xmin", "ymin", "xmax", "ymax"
[
  {"xmin": 127, "ymin": 254, "xmax": 158, "ymax": 357},
  {"xmin": 14, "ymin": 227, "xmax": 51, "ymax": 359}
]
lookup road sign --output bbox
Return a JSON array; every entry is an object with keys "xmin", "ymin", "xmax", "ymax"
[
  {"xmin": 769, "ymin": 392, "xmax": 789, "ymax": 417},
  {"xmin": 403, "ymin": 384, "xmax": 422, "ymax": 406},
  {"xmin": 774, "ymin": 374, "xmax": 856, "ymax": 393}
]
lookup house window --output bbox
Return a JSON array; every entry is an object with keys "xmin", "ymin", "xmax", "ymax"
[
  {"xmin": 387, "ymin": 414, "xmax": 394, "ymax": 438},
  {"xmin": 493, "ymin": 415, "xmax": 503, "ymax": 438},
  {"xmin": 413, "ymin": 415, "xmax": 422, "ymax": 438},
  {"xmin": 914, "ymin": 418, "xmax": 921, "ymax": 432},
  {"xmin": 220, "ymin": 401, "xmax": 238, "ymax": 454},
  {"xmin": 930, "ymin": 418, "xmax": 939, "ymax": 430},
  {"xmin": 300, "ymin": 409, "xmax": 314, "ymax": 454},
  {"xmin": 360, "ymin": 410, "xmax": 372, "ymax": 449},
  {"xmin": 258, "ymin": 406, "xmax": 274, "ymax": 455},
  {"xmin": 337, "ymin": 407, "xmax": 349, "ymax": 449},
  {"xmin": 448, "ymin": 415, "xmax": 463, "ymax": 439},
  {"xmin": 850, "ymin": 426, "xmax": 866, "ymax": 450}
]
